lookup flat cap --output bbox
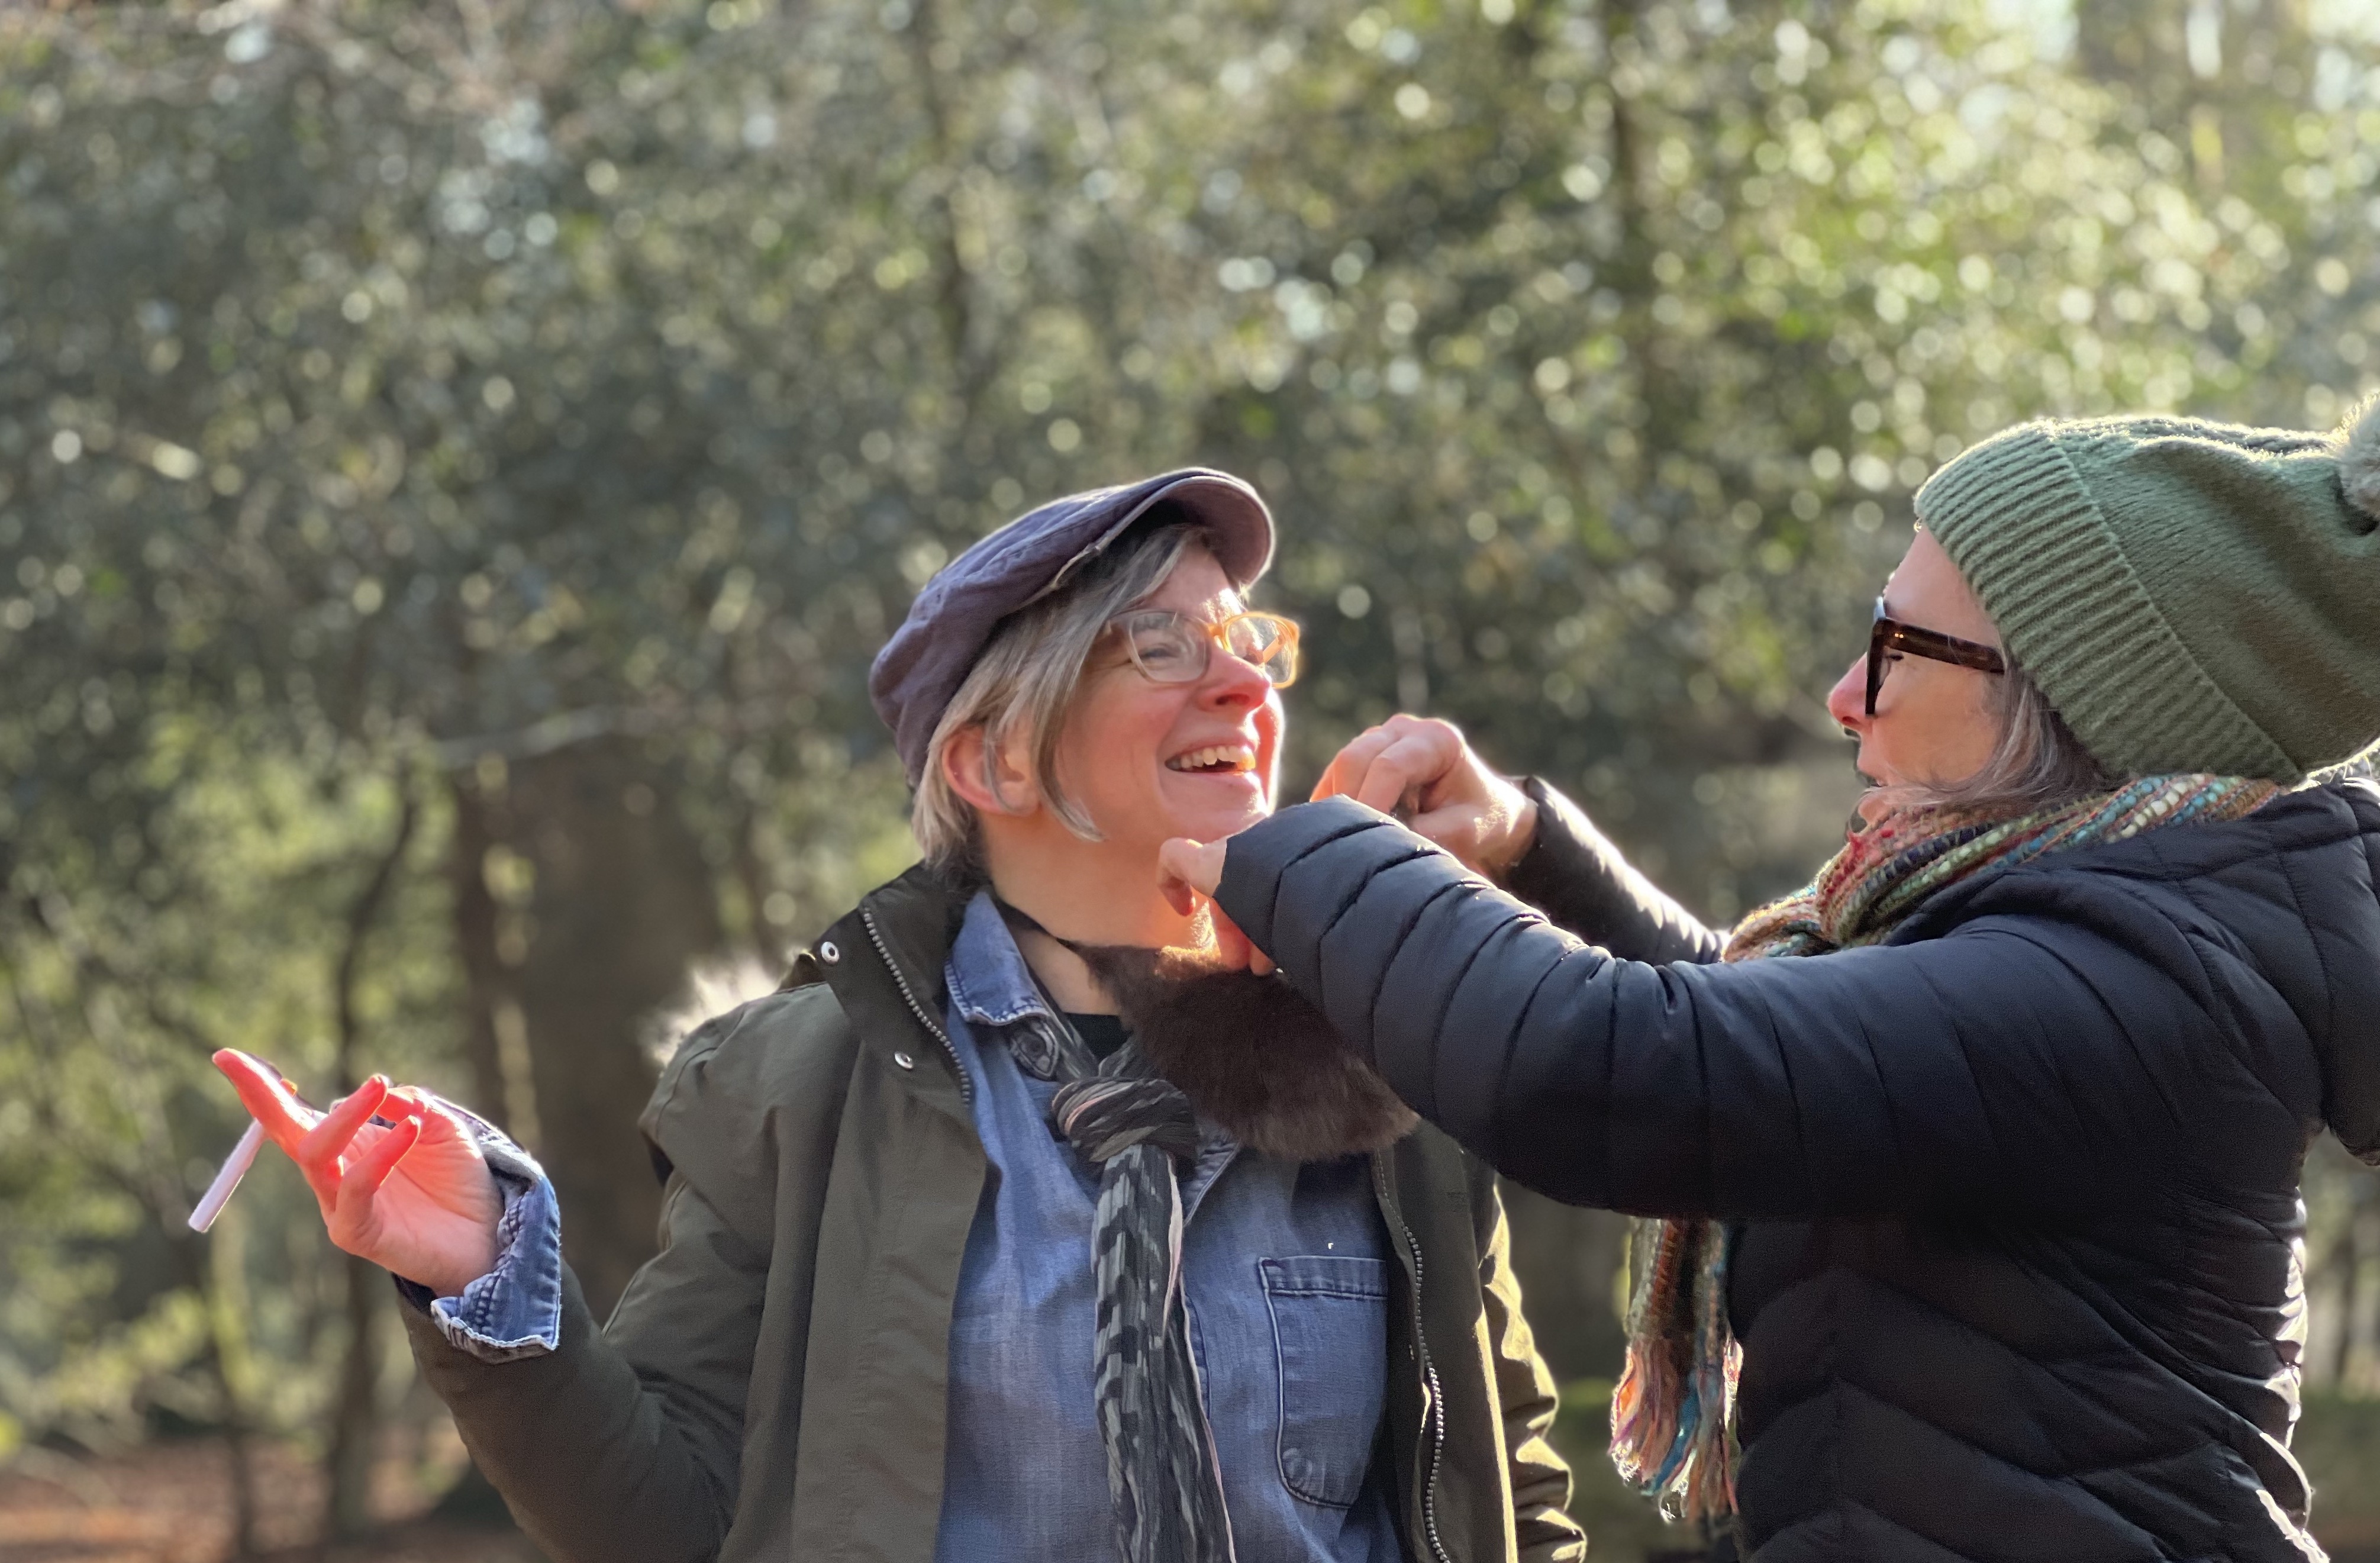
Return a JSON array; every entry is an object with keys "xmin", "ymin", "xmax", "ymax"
[{"xmin": 869, "ymin": 469, "xmax": 1274, "ymax": 785}]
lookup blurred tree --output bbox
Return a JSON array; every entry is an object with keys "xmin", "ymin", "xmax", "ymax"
[{"xmin": 4, "ymin": 0, "xmax": 2376, "ymax": 1551}]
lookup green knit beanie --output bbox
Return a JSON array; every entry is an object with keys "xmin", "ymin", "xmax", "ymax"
[{"xmin": 1913, "ymin": 398, "xmax": 2380, "ymax": 784}]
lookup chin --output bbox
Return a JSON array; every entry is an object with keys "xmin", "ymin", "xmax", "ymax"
[
  {"xmin": 1155, "ymin": 771, "xmax": 1270, "ymax": 839},
  {"xmin": 1168, "ymin": 797, "xmax": 1271, "ymax": 845}
]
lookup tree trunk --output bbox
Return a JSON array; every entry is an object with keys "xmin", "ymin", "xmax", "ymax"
[
  {"xmin": 2073, "ymin": 0, "xmax": 2193, "ymax": 103},
  {"xmin": 502, "ymin": 736, "xmax": 724, "ymax": 1317},
  {"xmin": 324, "ymin": 1252, "xmax": 385, "ymax": 1540},
  {"xmin": 201, "ymin": 1203, "xmax": 262, "ymax": 1561},
  {"xmin": 449, "ymin": 775, "xmax": 525, "ymax": 1136},
  {"xmin": 323, "ymin": 786, "xmax": 420, "ymax": 1542}
]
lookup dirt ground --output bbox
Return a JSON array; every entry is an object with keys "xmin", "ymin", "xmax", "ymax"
[
  {"xmin": 8, "ymin": 1416, "xmax": 2374, "ymax": 1562},
  {"xmin": 0, "ymin": 1438, "xmax": 541, "ymax": 1563}
]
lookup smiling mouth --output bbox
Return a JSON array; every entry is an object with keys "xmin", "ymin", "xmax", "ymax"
[{"xmin": 1166, "ymin": 744, "xmax": 1257, "ymax": 776}]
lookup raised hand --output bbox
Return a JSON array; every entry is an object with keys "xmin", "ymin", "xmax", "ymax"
[
  {"xmin": 212, "ymin": 1050, "xmax": 502, "ymax": 1299},
  {"xmin": 1156, "ymin": 837, "xmax": 1273, "ymax": 975},
  {"xmin": 1311, "ymin": 714, "xmax": 1539, "ymax": 879}
]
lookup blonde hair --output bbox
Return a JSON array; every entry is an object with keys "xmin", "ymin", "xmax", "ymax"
[{"xmin": 912, "ymin": 521, "xmax": 1213, "ymax": 875}]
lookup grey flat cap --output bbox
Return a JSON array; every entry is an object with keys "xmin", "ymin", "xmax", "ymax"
[{"xmin": 869, "ymin": 468, "xmax": 1275, "ymax": 785}]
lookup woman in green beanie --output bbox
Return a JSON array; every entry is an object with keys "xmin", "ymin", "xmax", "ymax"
[{"xmin": 1166, "ymin": 401, "xmax": 2380, "ymax": 1561}]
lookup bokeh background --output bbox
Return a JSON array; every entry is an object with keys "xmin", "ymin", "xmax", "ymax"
[{"xmin": 5, "ymin": 0, "xmax": 2379, "ymax": 1558}]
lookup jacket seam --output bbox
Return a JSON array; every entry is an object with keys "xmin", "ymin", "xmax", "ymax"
[
  {"xmin": 1901, "ymin": 950, "xmax": 2021, "ymax": 1202},
  {"xmin": 1501, "ymin": 950, "xmax": 1582, "ymax": 1186},
  {"xmin": 1852, "ymin": 962, "xmax": 1928, "ymax": 1206}
]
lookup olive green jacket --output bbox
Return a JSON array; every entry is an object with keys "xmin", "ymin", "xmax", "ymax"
[{"xmin": 401, "ymin": 863, "xmax": 1585, "ymax": 1563}]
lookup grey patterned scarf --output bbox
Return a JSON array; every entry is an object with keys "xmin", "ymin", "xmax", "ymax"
[{"xmin": 996, "ymin": 904, "xmax": 1236, "ymax": 1563}]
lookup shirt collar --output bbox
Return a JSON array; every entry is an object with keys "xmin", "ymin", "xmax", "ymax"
[{"xmin": 944, "ymin": 890, "xmax": 1055, "ymax": 1030}]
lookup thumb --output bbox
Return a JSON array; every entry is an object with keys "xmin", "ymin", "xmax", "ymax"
[{"xmin": 1157, "ymin": 836, "xmax": 1227, "ymax": 907}]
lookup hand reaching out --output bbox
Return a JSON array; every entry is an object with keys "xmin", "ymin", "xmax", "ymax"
[
  {"xmin": 1156, "ymin": 838, "xmax": 1272, "ymax": 975},
  {"xmin": 212, "ymin": 1050, "xmax": 501, "ymax": 1299},
  {"xmin": 1311, "ymin": 715, "xmax": 1538, "ymax": 880},
  {"xmin": 1157, "ymin": 715, "xmax": 1537, "ymax": 977}
]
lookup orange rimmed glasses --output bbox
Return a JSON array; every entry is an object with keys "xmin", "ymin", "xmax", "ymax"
[{"xmin": 1108, "ymin": 609, "xmax": 1302, "ymax": 689}]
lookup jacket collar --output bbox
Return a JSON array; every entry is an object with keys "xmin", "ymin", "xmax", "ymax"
[
  {"xmin": 944, "ymin": 891, "xmax": 1055, "ymax": 1031},
  {"xmin": 802, "ymin": 862, "xmax": 976, "ymax": 1123}
]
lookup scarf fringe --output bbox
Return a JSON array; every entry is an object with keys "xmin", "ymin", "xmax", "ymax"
[
  {"xmin": 1610, "ymin": 1219, "xmax": 1738, "ymax": 1523},
  {"xmin": 1610, "ymin": 773, "xmax": 2279, "ymax": 1527}
]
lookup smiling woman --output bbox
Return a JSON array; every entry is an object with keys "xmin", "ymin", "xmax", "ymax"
[
  {"xmin": 928, "ymin": 539, "xmax": 1289, "ymax": 966},
  {"xmin": 226, "ymin": 469, "xmax": 1584, "ymax": 1563},
  {"xmin": 911, "ymin": 520, "xmax": 1288, "ymax": 922}
]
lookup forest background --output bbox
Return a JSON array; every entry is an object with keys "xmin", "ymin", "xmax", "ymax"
[{"xmin": 5, "ymin": 0, "xmax": 2380, "ymax": 1558}]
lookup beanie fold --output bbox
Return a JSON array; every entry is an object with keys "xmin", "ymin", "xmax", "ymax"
[{"xmin": 1916, "ymin": 426, "xmax": 2301, "ymax": 782}]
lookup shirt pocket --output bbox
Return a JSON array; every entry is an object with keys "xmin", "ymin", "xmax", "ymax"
[{"xmin": 1258, "ymin": 1254, "xmax": 1390, "ymax": 1510}]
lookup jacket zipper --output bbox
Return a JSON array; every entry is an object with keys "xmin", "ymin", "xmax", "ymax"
[
  {"xmin": 1376, "ymin": 1157, "xmax": 1450, "ymax": 1563},
  {"xmin": 859, "ymin": 905, "xmax": 972, "ymax": 1106}
]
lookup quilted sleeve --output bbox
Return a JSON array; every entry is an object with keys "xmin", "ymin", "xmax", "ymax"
[
  {"xmin": 1503, "ymin": 778, "xmax": 1726, "ymax": 965},
  {"xmin": 1217, "ymin": 797, "xmax": 2239, "ymax": 1219}
]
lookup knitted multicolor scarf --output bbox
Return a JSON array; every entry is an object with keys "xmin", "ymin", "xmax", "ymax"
[{"xmin": 1608, "ymin": 772, "xmax": 2281, "ymax": 1525}]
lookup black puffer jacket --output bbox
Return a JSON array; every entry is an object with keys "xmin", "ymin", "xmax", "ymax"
[{"xmin": 1214, "ymin": 779, "xmax": 2380, "ymax": 1562}]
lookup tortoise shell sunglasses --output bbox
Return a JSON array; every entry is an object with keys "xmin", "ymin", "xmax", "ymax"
[{"xmin": 1866, "ymin": 597, "xmax": 2006, "ymax": 717}]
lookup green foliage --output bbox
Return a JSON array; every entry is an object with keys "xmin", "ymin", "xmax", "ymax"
[{"xmin": 2, "ymin": 0, "xmax": 2376, "ymax": 1504}]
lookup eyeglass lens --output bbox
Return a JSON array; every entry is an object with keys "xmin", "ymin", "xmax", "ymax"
[{"xmin": 1117, "ymin": 613, "xmax": 1297, "ymax": 687}]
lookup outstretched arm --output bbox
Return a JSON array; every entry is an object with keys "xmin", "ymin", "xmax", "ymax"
[
  {"xmin": 399, "ymin": 1172, "xmax": 757, "ymax": 1563},
  {"xmin": 1210, "ymin": 797, "xmax": 2231, "ymax": 1220},
  {"xmin": 391, "ymin": 991, "xmax": 843, "ymax": 1563},
  {"xmin": 1504, "ymin": 778, "xmax": 1726, "ymax": 965}
]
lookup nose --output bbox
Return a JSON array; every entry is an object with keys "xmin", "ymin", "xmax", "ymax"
[
  {"xmin": 1825, "ymin": 653, "xmax": 1868, "ymax": 734},
  {"xmin": 1199, "ymin": 643, "xmax": 1273, "ymax": 711}
]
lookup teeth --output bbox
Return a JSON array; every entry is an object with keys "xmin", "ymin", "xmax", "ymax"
[{"xmin": 1168, "ymin": 745, "xmax": 1253, "ymax": 773}]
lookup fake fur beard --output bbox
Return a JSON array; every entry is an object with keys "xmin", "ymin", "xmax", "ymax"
[{"xmin": 1071, "ymin": 942, "xmax": 1417, "ymax": 1162}]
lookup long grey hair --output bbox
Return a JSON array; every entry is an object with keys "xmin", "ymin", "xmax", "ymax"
[{"xmin": 1917, "ymin": 652, "xmax": 2117, "ymax": 815}]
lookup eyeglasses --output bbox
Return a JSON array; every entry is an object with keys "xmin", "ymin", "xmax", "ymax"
[
  {"xmin": 1107, "ymin": 609, "xmax": 1301, "ymax": 689},
  {"xmin": 1865, "ymin": 597, "xmax": 2005, "ymax": 717}
]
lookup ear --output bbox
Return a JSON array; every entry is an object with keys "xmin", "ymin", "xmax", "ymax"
[{"xmin": 940, "ymin": 723, "xmax": 1039, "ymax": 817}]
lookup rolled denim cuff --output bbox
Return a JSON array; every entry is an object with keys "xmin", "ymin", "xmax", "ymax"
[{"xmin": 390, "ymin": 1101, "xmax": 562, "ymax": 1363}]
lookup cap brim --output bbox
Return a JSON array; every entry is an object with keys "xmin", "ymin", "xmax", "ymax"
[{"xmin": 1033, "ymin": 471, "xmax": 1275, "ymax": 603}]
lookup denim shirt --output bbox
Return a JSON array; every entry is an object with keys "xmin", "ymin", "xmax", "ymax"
[
  {"xmin": 935, "ymin": 893, "xmax": 1401, "ymax": 1563},
  {"xmin": 405, "ymin": 895, "xmax": 1401, "ymax": 1563}
]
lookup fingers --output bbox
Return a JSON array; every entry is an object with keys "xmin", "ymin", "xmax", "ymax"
[
  {"xmin": 401, "ymin": 1094, "xmax": 486, "ymax": 1159},
  {"xmin": 1312, "ymin": 724, "xmax": 1399, "ymax": 802},
  {"xmin": 1158, "ymin": 843, "xmax": 1276, "ymax": 976},
  {"xmin": 1316, "ymin": 717, "xmax": 1472, "ymax": 817},
  {"xmin": 213, "ymin": 1050, "xmax": 326, "ymax": 1155},
  {"xmin": 1209, "ymin": 904, "xmax": 1275, "ymax": 977},
  {"xmin": 1158, "ymin": 837, "xmax": 1227, "ymax": 901},
  {"xmin": 292, "ymin": 1077, "xmax": 394, "ymax": 1204},
  {"xmin": 341, "ymin": 1114, "xmax": 423, "ymax": 1204},
  {"xmin": 1352, "ymin": 730, "xmax": 1451, "ymax": 815}
]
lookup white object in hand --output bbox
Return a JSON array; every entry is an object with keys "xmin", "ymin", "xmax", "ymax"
[{"xmin": 188, "ymin": 1120, "xmax": 266, "ymax": 1233}]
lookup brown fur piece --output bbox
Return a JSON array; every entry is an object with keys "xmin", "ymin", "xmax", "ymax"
[{"xmin": 1075, "ymin": 944, "xmax": 1418, "ymax": 1162}]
